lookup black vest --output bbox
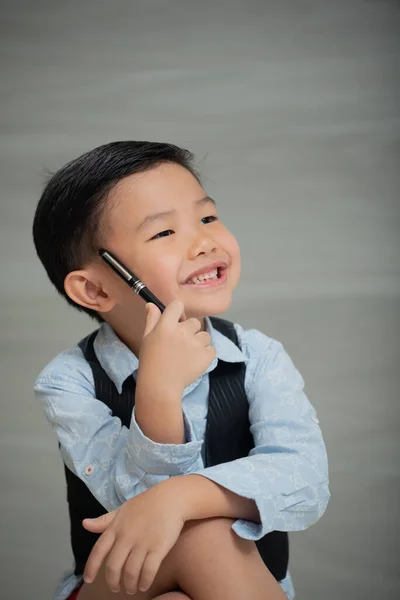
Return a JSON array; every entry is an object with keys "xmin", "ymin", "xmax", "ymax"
[{"xmin": 63, "ymin": 317, "xmax": 289, "ymax": 581}]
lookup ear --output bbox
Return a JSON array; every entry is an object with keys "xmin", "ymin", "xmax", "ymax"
[{"xmin": 64, "ymin": 268, "xmax": 117, "ymax": 314}]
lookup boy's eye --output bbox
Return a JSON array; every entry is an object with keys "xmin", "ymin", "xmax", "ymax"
[
  {"xmin": 150, "ymin": 215, "xmax": 218, "ymax": 240},
  {"xmin": 151, "ymin": 229, "xmax": 174, "ymax": 240},
  {"xmin": 202, "ymin": 215, "xmax": 218, "ymax": 225}
]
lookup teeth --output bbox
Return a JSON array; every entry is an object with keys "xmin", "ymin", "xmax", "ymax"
[{"xmin": 187, "ymin": 268, "xmax": 219, "ymax": 284}]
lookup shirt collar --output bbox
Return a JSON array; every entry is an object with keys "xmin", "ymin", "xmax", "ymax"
[{"xmin": 94, "ymin": 316, "xmax": 247, "ymax": 394}]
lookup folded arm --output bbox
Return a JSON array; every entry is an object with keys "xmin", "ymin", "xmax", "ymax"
[
  {"xmin": 186, "ymin": 332, "xmax": 331, "ymax": 540},
  {"xmin": 34, "ymin": 346, "xmax": 204, "ymax": 512}
]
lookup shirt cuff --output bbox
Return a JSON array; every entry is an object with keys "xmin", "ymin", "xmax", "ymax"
[
  {"xmin": 128, "ymin": 407, "xmax": 203, "ymax": 475},
  {"xmin": 231, "ymin": 518, "xmax": 265, "ymax": 541},
  {"xmin": 190, "ymin": 465, "xmax": 275, "ymax": 541}
]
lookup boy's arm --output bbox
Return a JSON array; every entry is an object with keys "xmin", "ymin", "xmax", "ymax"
[
  {"xmin": 132, "ymin": 380, "xmax": 259, "ymax": 525},
  {"xmin": 162, "ymin": 472, "xmax": 261, "ymax": 523},
  {"xmin": 34, "ymin": 347, "xmax": 203, "ymax": 513},
  {"xmin": 134, "ymin": 377, "xmax": 186, "ymax": 445},
  {"xmin": 183, "ymin": 334, "xmax": 330, "ymax": 539}
]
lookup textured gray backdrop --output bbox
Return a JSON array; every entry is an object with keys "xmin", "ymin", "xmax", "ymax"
[{"xmin": 1, "ymin": 1, "xmax": 399, "ymax": 599}]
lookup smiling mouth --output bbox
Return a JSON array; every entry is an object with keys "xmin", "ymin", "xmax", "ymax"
[{"xmin": 183, "ymin": 266, "xmax": 228, "ymax": 287}]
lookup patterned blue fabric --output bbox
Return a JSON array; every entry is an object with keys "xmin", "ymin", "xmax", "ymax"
[{"xmin": 35, "ymin": 317, "xmax": 330, "ymax": 599}]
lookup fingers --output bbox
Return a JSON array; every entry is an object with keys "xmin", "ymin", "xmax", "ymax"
[
  {"xmin": 122, "ymin": 548, "xmax": 149, "ymax": 594},
  {"xmin": 143, "ymin": 303, "xmax": 162, "ymax": 337},
  {"xmin": 83, "ymin": 530, "xmax": 116, "ymax": 584},
  {"xmin": 137, "ymin": 550, "xmax": 164, "ymax": 593},
  {"xmin": 103, "ymin": 541, "xmax": 137, "ymax": 593},
  {"xmin": 101, "ymin": 546, "xmax": 163, "ymax": 595},
  {"xmin": 145, "ymin": 300, "xmax": 187, "ymax": 332},
  {"xmin": 151, "ymin": 300, "xmax": 210, "ymax": 335},
  {"xmin": 194, "ymin": 331, "xmax": 212, "ymax": 347},
  {"xmin": 181, "ymin": 318, "xmax": 203, "ymax": 336},
  {"xmin": 162, "ymin": 300, "xmax": 186, "ymax": 325},
  {"xmin": 82, "ymin": 510, "xmax": 118, "ymax": 533}
]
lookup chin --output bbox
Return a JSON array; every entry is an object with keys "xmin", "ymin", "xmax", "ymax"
[{"xmin": 186, "ymin": 294, "xmax": 233, "ymax": 319}]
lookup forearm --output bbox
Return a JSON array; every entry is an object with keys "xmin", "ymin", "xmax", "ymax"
[
  {"xmin": 165, "ymin": 473, "xmax": 260, "ymax": 523},
  {"xmin": 135, "ymin": 377, "xmax": 185, "ymax": 444}
]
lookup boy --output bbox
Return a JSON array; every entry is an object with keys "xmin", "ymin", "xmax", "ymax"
[{"xmin": 33, "ymin": 141, "xmax": 330, "ymax": 600}]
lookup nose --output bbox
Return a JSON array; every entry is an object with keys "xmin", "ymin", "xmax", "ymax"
[{"xmin": 187, "ymin": 232, "xmax": 217, "ymax": 260}]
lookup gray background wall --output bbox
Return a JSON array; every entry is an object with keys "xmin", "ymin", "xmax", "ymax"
[{"xmin": 1, "ymin": 1, "xmax": 399, "ymax": 598}]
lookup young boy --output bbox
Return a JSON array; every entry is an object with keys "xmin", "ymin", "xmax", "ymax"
[{"xmin": 33, "ymin": 141, "xmax": 330, "ymax": 600}]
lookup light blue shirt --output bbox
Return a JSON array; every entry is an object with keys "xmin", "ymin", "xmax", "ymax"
[{"xmin": 34, "ymin": 317, "xmax": 330, "ymax": 599}]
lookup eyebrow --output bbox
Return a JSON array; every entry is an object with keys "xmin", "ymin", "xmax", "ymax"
[{"xmin": 135, "ymin": 196, "xmax": 216, "ymax": 233}]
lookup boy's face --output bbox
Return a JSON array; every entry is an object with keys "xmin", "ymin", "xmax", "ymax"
[{"xmin": 99, "ymin": 162, "xmax": 241, "ymax": 320}]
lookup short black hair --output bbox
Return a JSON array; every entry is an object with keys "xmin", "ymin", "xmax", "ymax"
[{"xmin": 33, "ymin": 140, "xmax": 199, "ymax": 322}]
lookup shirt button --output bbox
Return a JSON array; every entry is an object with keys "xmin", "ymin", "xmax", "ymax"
[
  {"xmin": 311, "ymin": 415, "xmax": 320, "ymax": 424},
  {"xmin": 84, "ymin": 464, "xmax": 95, "ymax": 476}
]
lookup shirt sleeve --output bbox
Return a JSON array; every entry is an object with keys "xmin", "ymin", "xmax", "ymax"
[
  {"xmin": 34, "ymin": 346, "xmax": 203, "ymax": 512},
  {"xmin": 191, "ymin": 327, "xmax": 331, "ymax": 541}
]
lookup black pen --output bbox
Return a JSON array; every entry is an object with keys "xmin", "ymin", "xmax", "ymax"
[{"xmin": 99, "ymin": 249, "xmax": 166, "ymax": 313}]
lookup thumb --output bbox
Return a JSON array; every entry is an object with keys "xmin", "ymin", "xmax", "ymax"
[
  {"xmin": 143, "ymin": 302, "xmax": 162, "ymax": 337},
  {"xmin": 82, "ymin": 509, "xmax": 118, "ymax": 533}
]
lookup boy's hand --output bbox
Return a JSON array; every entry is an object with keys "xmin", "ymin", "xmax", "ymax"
[
  {"xmin": 82, "ymin": 481, "xmax": 186, "ymax": 594},
  {"xmin": 138, "ymin": 300, "xmax": 216, "ymax": 395}
]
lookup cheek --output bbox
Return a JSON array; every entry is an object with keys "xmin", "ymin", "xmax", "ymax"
[
  {"xmin": 220, "ymin": 230, "xmax": 241, "ymax": 266},
  {"xmin": 230, "ymin": 241, "xmax": 241, "ymax": 282},
  {"xmin": 230, "ymin": 236, "xmax": 241, "ymax": 264},
  {"xmin": 137, "ymin": 250, "xmax": 180, "ymax": 298},
  {"xmin": 221, "ymin": 231, "xmax": 241, "ymax": 286}
]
